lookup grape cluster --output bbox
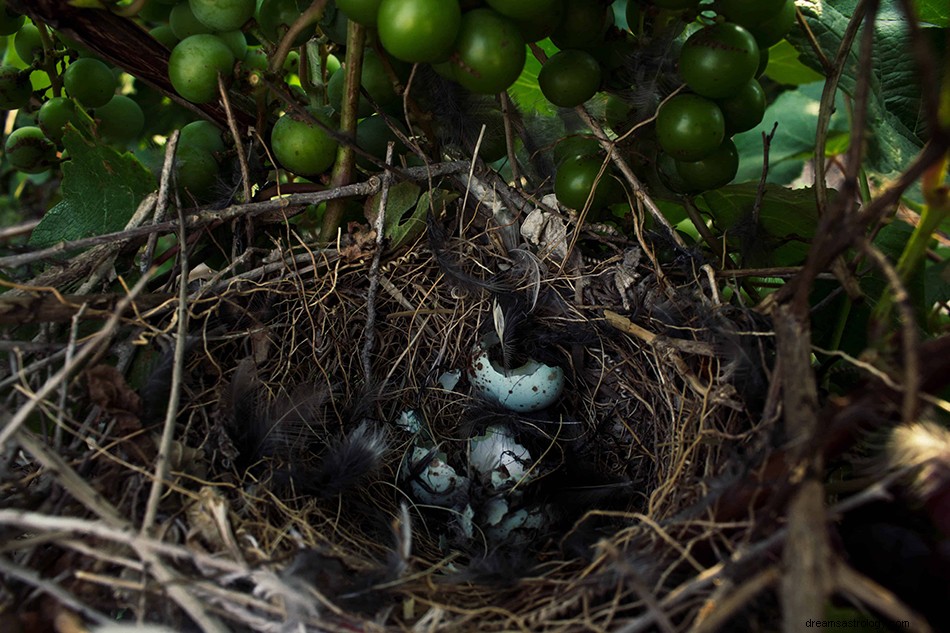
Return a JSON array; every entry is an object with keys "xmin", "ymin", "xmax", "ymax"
[{"xmin": 0, "ymin": 0, "xmax": 797, "ymax": 225}]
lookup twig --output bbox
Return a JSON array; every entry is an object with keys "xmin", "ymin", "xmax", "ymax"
[
  {"xmin": 0, "ymin": 161, "xmax": 469, "ymax": 270},
  {"xmin": 498, "ymin": 91, "xmax": 521, "ymax": 185},
  {"xmin": 268, "ymin": 0, "xmax": 327, "ymax": 75},
  {"xmin": 573, "ymin": 105, "xmax": 684, "ymax": 247},
  {"xmin": 857, "ymin": 238, "xmax": 920, "ymax": 424},
  {"xmin": 0, "ymin": 555, "xmax": 110, "ymax": 626},
  {"xmin": 218, "ymin": 74, "xmax": 252, "ymax": 205},
  {"xmin": 143, "ymin": 131, "xmax": 179, "ymax": 274},
  {"xmin": 0, "ymin": 272, "xmax": 152, "ymax": 449},
  {"xmin": 751, "ymin": 122, "xmax": 779, "ymax": 226},
  {"xmin": 690, "ymin": 566, "xmax": 780, "ymax": 633},
  {"xmin": 362, "ymin": 142, "xmax": 394, "ymax": 384},
  {"xmin": 813, "ymin": 0, "xmax": 871, "ymax": 218},
  {"xmin": 141, "ymin": 203, "xmax": 191, "ymax": 534}
]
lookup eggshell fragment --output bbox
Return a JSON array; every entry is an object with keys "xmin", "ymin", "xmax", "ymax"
[{"xmin": 468, "ymin": 333, "xmax": 565, "ymax": 412}]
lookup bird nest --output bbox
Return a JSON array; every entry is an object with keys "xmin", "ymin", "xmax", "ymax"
[{"xmin": 0, "ymin": 168, "xmax": 777, "ymax": 632}]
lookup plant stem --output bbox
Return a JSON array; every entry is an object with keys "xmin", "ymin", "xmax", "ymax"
[{"xmin": 320, "ymin": 20, "xmax": 366, "ymax": 242}]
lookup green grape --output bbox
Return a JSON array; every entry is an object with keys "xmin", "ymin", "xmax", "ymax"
[
  {"xmin": 0, "ymin": 64, "xmax": 32, "ymax": 109},
  {"xmin": 150, "ymin": 24, "xmax": 179, "ymax": 49},
  {"xmin": 63, "ymin": 58, "xmax": 118, "ymax": 107},
  {"xmin": 4, "ymin": 126, "xmax": 57, "ymax": 173},
  {"xmin": 189, "ymin": 0, "xmax": 254, "ymax": 31},
  {"xmin": 140, "ymin": 0, "xmax": 174, "ymax": 24},
  {"xmin": 0, "ymin": 1, "xmax": 24, "ymax": 36},
  {"xmin": 377, "ymin": 0, "xmax": 461, "ymax": 63},
  {"xmin": 744, "ymin": 0, "xmax": 795, "ymax": 48},
  {"xmin": 93, "ymin": 95, "xmax": 146, "ymax": 146},
  {"xmin": 176, "ymin": 145, "xmax": 220, "ymax": 198},
  {"xmin": 256, "ymin": 0, "xmax": 314, "ymax": 45},
  {"xmin": 336, "ymin": 0, "xmax": 382, "ymax": 26},
  {"xmin": 217, "ymin": 29, "xmax": 247, "ymax": 59},
  {"xmin": 356, "ymin": 114, "xmax": 405, "ymax": 168},
  {"xmin": 169, "ymin": 2, "xmax": 213, "ymax": 40},
  {"xmin": 271, "ymin": 110, "xmax": 338, "ymax": 176},
  {"xmin": 715, "ymin": 78, "xmax": 765, "ymax": 134},
  {"xmin": 553, "ymin": 134, "xmax": 600, "ymax": 165},
  {"xmin": 655, "ymin": 93, "xmax": 724, "ymax": 161},
  {"xmin": 674, "ymin": 138, "xmax": 739, "ymax": 192},
  {"xmin": 326, "ymin": 70, "xmax": 373, "ymax": 118},
  {"xmin": 555, "ymin": 154, "xmax": 621, "ymax": 212},
  {"xmin": 538, "ymin": 49, "xmax": 601, "ymax": 108},
  {"xmin": 14, "ymin": 22, "xmax": 42, "ymax": 62},
  {"xmin": 37, "ymin": 96, "xmax": 76, "ymax": 141},
  {"xmin": 168, "ymin": 34, "xmax": 235, "ymax": 104},
  {"xmin": 450, "ymin": 9, "xmax": 526, "ymax": 95},
  {"xmin": 550, "ymin": 0, "xmax": 610, "ymax": 49},
  {"xmin": 510, "ymin": 0, "xmax": 564, "ymax": 43},
  {"xmin": 179, "ymin": 119, "xmax": 225, "ymax": 153},
  {"xmin": 717, "ymin": 0, "xmax": 786, "ymax": 26},
  {"xmin": 486, "ymin": 0, "xmax": 558, "ymax": 21},
  {"xmin": 678, "ymin": 22, "xmax": 759, "ymax": 99}
]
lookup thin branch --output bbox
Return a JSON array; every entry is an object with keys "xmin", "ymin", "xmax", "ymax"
[
  {"xmin": 0, "ymin": 161, "xmax": 469, "ymax": 270},
  {"xmin": 141, "ymin": 203, "xmax": 191, "ymax": 534},
  {"xmin": 362, "ymin": 142, "xmax": 394, "ymax": 384}
]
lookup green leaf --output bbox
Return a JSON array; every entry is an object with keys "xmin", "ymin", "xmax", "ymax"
[
  {"xmin": 732, "ymin": 82, "xmax": 849, "ymax": 185},
  {"xmin": 29, "ymin": 129, "xmax": 156, "ymax": 249},
  {"xmin": 764, "ymin": 41, "xmax": 825, "ymax": 85},
  {"xmin": 788, "ymin": 1, "xmax": 940, "ymax": 175},
  {"xmin": 914, "ymin": 0, "xmax": 950, "ymax": 26},
  {"xmin": 696, "ymin": 184, "xmax": 825, "ymax": 267},
  {"xmin": 509, "ymin": 39, "xmax": 558, "ymax": 117}
]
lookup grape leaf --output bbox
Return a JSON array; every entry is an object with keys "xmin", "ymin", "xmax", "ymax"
[
  {"xmin": 696, "ymin": 184, "xmax": 826, "ymax": 267},
  {"xmin": 29, "ymin": 129, "xmax": 156, "ymax": 248},
  {"xmin": 764, "ymin": 41, "xmax": 824, "ymax": 86},
  {"xmin": 914, "ymin": 0, "xmax": 950, "ymax": 26},
  {"xmin": 509, "ymin": 39, "xmax": 558, "ymax": 117},
  {"xmin": 787, "ymin": 1, "xmax": 942, "ymax": 175},
  {"xmin": 732, "ymin": 82, "xmax": 849, "ymax": 185}
]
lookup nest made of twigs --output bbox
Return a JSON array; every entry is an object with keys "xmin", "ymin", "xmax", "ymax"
[{"xmin": 0, "ymin": 171, "xmax": 775, "ymax": 632}]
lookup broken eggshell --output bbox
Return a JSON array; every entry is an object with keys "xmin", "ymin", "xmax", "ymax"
[
  {"xmin": 406, "ymin": 447, "xmax": 471, "ymax": 508},
  {"xmin": 468, "ymin": 424, "xmax": 532, "ymax": 490},
  {"xmin": 468, "ymin": 332, "xmax": 565, "ymax": 412}
]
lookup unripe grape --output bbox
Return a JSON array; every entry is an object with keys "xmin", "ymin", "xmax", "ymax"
[
  {"xmin": 336, "ymin": 0, "xmax": 383, "ymax": 26},
  {"xmin": 5, "ymin": 126, "xmax": 57, "ymax": 173},
  {"xmin": 550, "ymin": 0, "xmax": 609, "ymax": 49},
  {"xmin": 176, "ymin": 145, "xmax": 220, "ymax": 198},
  {"xmin": 170, "ymin": 2, "xmax": 213, "ymax": 39},
  {"xmin": 0, "ymin": 1, "xmax": 24, "ymax": 36},
  {"xmin": 538, "ymin": 50, "xmax": 601, "ymax": 108},
  {"xmin": 189, "ymin": 0, "xmax": 254, "ymax": 32},
  {"xmin": 744, "ymin": 0, "xmax": 796, "ymax": 48},
  {"xmin": 37, "ymin": 96, "xmax": 76, "ymax": 141},
  {"xmin": 14, "ymin": 22, "xmax": 42, "ymax": 62},
  {"xmin": 717, "ymin": 0, "xmax": 786, "ymax": 26},
  {"xmin": 64, "ymin": 58, "xmax": 118, "ymax": 107},
  {"xmin": 179, "ymin": 119, "xmax": 225, "ymax": 153},
  {"xmin": 679, "ymin": 22, "xmax": 759, "ymax": 99},
  {"xmin": 217, "ymin": 29, "xmax": 247, "ymax": 59},
  {"xmin": 150, "ymin": 24, "xmax": 179, "ymax": 49},
  {"xmin": 0, "ymin": 64, "xmax": 32, "ymax": 109},
  {"xmin": 674, "ymin": 138, "xmax": 739, "ymax": 192},
  {"xmin": 716, "ymin": 78, "xmax": 766, "ymax": 134},
  {"xmin": 655, "ymin": 94, "xmax": 724, "ymax": 161},
  {"xmin": 271, "ymin": 110, "xmax": 338, "ymax": 177},
  {"xmin": 93, "ymin": 95, "xmax": 145, "ymax": 146},
  {"xmin": 168, "ymin": 34, "xmax": 235, "ymax": 104}
]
